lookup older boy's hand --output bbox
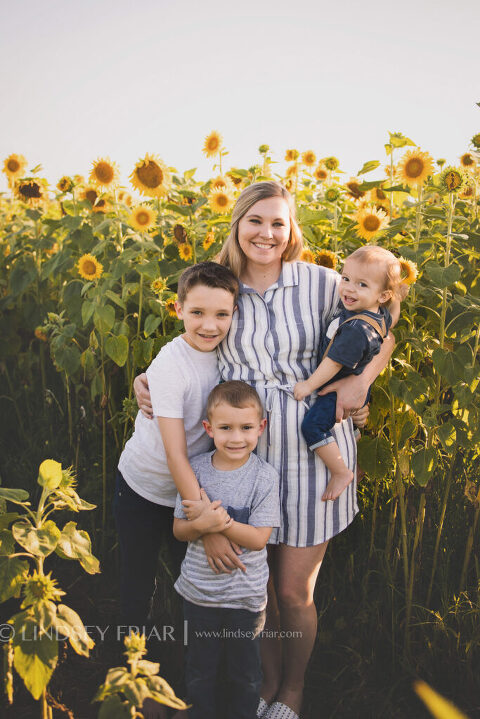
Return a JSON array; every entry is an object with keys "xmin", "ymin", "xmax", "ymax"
[
  {"xmin": 202, "ymin": 534, "xmax": 246, "ymax": 574},
  {"xmin": 134, "ymin": 373, "xmax": 153, "ymax": 419},
  {"xmin": 182, "ymin": 498, "xmax": 204, "ymax": 521}
]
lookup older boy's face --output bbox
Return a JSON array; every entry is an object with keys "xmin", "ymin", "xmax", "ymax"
[
  {"xmin": 203, "ymin": 403, "xmax": 267, "ymax": 466},
  {"xmin": 175, "ymin": 284, "xmax": 235, "ymax": 352}
]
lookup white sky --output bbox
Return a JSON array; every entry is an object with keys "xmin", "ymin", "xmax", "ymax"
[{"xmin": 1, "ymin": 0, "xmax": 479, "ymax": 193}]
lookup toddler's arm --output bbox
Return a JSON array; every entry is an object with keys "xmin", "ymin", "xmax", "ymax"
[
  {"xmin": 294, "ymin": 357, "xmax": 343, "ymax": 401},
  {"xmin": 221, "ymin": 523, "xmax": 272, "ymax": 552}
]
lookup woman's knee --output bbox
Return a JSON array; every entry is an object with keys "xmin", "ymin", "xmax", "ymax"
[{"xmin": 275, "ymin": 581, "xmax": 312, "ymax": 611}]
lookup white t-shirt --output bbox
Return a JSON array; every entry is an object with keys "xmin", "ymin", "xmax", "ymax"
[{"xmin": 118, "ymin": 336, "xmax": 219, "ymax": 506}]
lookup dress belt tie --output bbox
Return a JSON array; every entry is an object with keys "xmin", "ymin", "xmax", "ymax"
[{"xmin": 263, "ymin": 382, "xmax": 309, "ymax": 447}]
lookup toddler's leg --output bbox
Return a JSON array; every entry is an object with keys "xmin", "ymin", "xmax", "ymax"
[{"xmin": 314, "ymin": 441, "xmax": 354, "ymax": 501}]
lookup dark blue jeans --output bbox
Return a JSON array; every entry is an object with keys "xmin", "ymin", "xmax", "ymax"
[
  {"xmin": 183, "ymin": 599, "xmax": 265, "ymax": 719},
  {"xmin": 301, "ymin": 388, "xmax": 371, "ymax": 450},
  {"xmin": 113, "ymin": 469, "xmax": 186, "ymax": 628}
]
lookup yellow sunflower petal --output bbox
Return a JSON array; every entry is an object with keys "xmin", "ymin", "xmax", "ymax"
[
  {"xmin": 203, "ymin": 131, "xmax": 223, "ymax": 158},
  {"xmin": 355, "ymin": 206, "xmax": 389, "ymax": 241},
  {"xmin": 78, "ymin": 254, "xmax": 103, "ymax": 281},
  {"xmin": 130, "ymin": 153, "xmax": 171, "ymax": 198},
  {"xmin": 128, "ymin": 205, "xmax": 157, "ymax": 232},
  {"xmin": 165, "ymin": 296, "xmax": 178, "ymax": 317},
  {"xmin": 300, "ymin": 248, "xmax": 315, "ymax": 263},
  {"xmin": 89, "ymin": 157, "xmax": 120, "ymax": 190},
  {"xmin": 398, "ymin": 149, "xmax": 434, "ymax": 187}
]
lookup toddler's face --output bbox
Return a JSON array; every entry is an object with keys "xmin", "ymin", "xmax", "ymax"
[
  {"xmin": 339, "ymin": 257, "xmax": 392, "ymax": 313},
  {"xmin": 175, "ymin": 284, "xmax": 235, "ymax": 352},
  {"xmin": 203, "ymin": 402, "xmax": 267, "ymax": 466}
]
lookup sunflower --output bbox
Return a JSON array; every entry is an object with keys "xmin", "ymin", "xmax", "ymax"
[
  {"xmin": 439, "ymin": 166, "xmax": 465, "ymax": 193},
  {"xmin": 459, "ymin": 184, "xmax": 475, "ymax": 200},
  {"xmin": 314, "ymin": 165, "xmax": 328, "ymax": 182},
  {"xmin": 226, "ymin": 170, "xmax": 243, "ymax": 187},
  {"xmin": 129, "ymin": 205, "xmax": 157, "ymax": 232},
  {"xmin": 203, "ymin": 131, "xmax": 223, "ymax": 158},
  {"xmin": 471, "ymin": 133, "xmax": 480, "ymax": 149},
  {"xmin": 179, "ymin": 244, "xmax": 193, "ymax": 261},
  {"xmin": 117, "ymin": 189, "xmax": 133, "ymax": 206},
  {"xmin": 173, "ymin": 224, "xmax": 188, "ymax": 243},
  {"xmin": 73, "ymin": 174, "xmax": 85, "ymax": 185},
  {"xmin": 397, "ymin": 149, "xmax": 434, "ymax": 187},
  {"xmin": 151, "ymin": 277, "xmax": 167, "ymax": 295},
  {"xmin": 398, "ymin": 257, "xmax": 418, "ymax": 285},
  {"xmin": 355, "ymin": 207, "xmax": 389, "ymax": 241},
  {"xmin": 78, "ymin": 253, "xmax": 103, "ymax": 281},
  {"xmin": 23, "ymin": 570, "xmax": 65, "ymax": 607},
  {"xmin": 314, "ymin": 249, "xmax": 337, "ymax": 270},
  {"xmin": 15, "ymin": 178, "xmax": 49, "ymax": 207},
  {"xmin": 34, "ymin": 327, "xmax": 48, "ymax": 342},
  {"xmin": 460, "ymin": 152, "xmax": 477, "ymax": 170},
  {"xmin": 323, "ymin": 157, "xmax": 340, "ymax": 171},
  {"xmin": 370, "ymin": 186, "xmax": 387, "ymax": 203},
  {"xmin": 57, "ymin": 176, "xmax": 73, "ymax": 193},
  {"xmin": 208, "ymin": 188, "xmax": 235, "ymax": 214},
  {"xmin": 258, "ymin": 144, "xmax": 269, "ymax": 154},
  {"xmin": 165, "ymin": 296, "xmax": 178, "ymax": 317},
  {"xmin": 203, "ymin": 230, "xmax": 215, "ymax": 251},
  {"xmin": 302, "ymin": 150, "xmax": 316, "ymax": 167},
  {"xmin": 285, "ymin": 164, "xmax": 299, "ymax": 178},
  {"xmin": 300, "ymin": 248, "xmax": 315, "ymax": 263},
  {"xmin": 3, "ymin": 153, "xmax": 27, "ymax": 182},
  {"xmin": 285, "ymin": 149, "xmax": 299, "ymax": 162},
  {"xmin": 130, "ymin": 153, "xmax": 171, "ymax": 198},
  {"xmin": 324, "ymin": 186, "xmax": 341, "ymax": 203},
  {"xmin": 210, "ymin": 175, "xmax": 235, "ymax": 193},
  {"xmin": 89, "ymin": 157, "xmax": 120, "ymax": 190},
  {"xmin": 345, "ymin": 178, "xmax": 365, "ymax": 200}
]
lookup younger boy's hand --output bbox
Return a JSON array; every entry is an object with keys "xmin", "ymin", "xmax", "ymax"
[
  {"xmin": 202, "ymin": 534, "xmax": 246, "ymax": 574},
  {"xmin": 193, "ymin": 489, "xmax": 233, "ymax": 534},
  {"xmin": 294, "ymin": 380, "xmax": 312, "ymax": 401}
]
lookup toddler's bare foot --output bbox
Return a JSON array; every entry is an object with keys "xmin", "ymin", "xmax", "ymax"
[{"xmin": 322, "ymin": 468, "xmax": 354, "ymax": 501}]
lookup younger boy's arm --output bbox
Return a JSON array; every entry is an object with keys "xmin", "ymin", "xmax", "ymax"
[
  {"xmin": 157, "ymin": 417, "xmax": 202, "ymax": 501},
  {"xmin": 221, "ymin": 523, "xmax": 272, "ymax": 552},
  {"xmin": 173, "ymin": 494, "xmax": 233, "ymax": 542},
  {"xmin": 294, "ymin": 357, "xmax": 343, "ymax": 401}
]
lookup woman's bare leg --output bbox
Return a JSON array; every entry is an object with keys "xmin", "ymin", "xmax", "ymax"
[{"xmin": 273, "ymin": 542, "xmax": 329, "ymax": 715}]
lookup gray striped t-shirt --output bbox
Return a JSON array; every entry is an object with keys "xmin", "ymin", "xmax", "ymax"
[{"xmin": 174, "ymin": 451, "xmax": 280, "ymax": 612}]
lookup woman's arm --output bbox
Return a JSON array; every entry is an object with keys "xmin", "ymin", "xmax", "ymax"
[
  {"xmin": 294, "ymin": 357, "xmax": 343, "ymax": 401},
  {"xmin": 319, "ymin": 331, "xmax": 395, "ymax": 422}
]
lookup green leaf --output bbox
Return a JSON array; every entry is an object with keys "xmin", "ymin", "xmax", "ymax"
[
  {"xmin": 94, "ymin": 305, "xmax": 115, "ymax": 334},
  {"xmin": 144, "ymin": 315, "xmax": 162, "ymax": 337},
  {"xmin": 56, "ymin": 521, "xmax": 100, "ymax": 574},
  {"xmin": 0, "ymin": 512, "xmax": 20, "ymax": 530},
  {"xmin": 54, "ymin": 345, "xmax": 81, "ymax": 376},
  {"xmin": 0, "ymin": 557, "xmax": 28, "ymax": 601},
  {"xmin": 137, "ymin": 659, "xmax": 160, "ymax": 676},
  {"xmin": 398, "ymin": 418, "xmax": 418, "ymax": 446},
  {"xmin": 0, "ymin": 488, "xmax": 29, "ymax": 503},
  {"xmin": 0, "ymin": 530, "xmax": 15, "ymax": 556},
  {"xmin": 432, "ymin": 348, "xmax": 464, "ymax": 385},
  {"xmin": 425, "ymin": 261, "xmax": 461, "ymax": 289},
  {"xmin": 9, "ymin": 261, "xmax": 36, "ymax": 297},
  {"xmin": 388, "ymin": 132, "xmax": 416, "ymax": 149},
  {"xmin": 53, "ymin": 603, "xmax": 94, "ymax": 656},
  {"xmin": 411, "ymin": 448, "xmax": 438, "ymax": 487},
  {"xmin": 105, "ymin": 290, "xmax": 126, "ymax": 310},
  {"xmin": 98, "ymin": 695, "xmax": 131, "ymax": 719},
  {"xmin": 13, "ymin": 629, "xmax": 58, "ymax": 700},
  {"xmin": 105, "ymin": 335, "xmax": 129, "ymax": 367},
  {"xmin": 12, "ymin": 520, "xmax": 61, "ymax": 558},
  {"xmin": 82, "ymin": 300, "xmax": 95, "ymax": 326},
  {"xmin": 357, "ymin": 435, "xmax": 393, "ymax": 480},
  {"xmin": 437, "ymin": 422, "xmax": 457, "ymax": 453},
  {"xmin": 357, "ymin": 160, "xmax": 380, "ymax": 176}
]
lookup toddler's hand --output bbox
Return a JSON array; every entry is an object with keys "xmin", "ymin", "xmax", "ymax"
[{"xmin": 294, "ymin": 380, "xmax": 312, "ymax": 401}]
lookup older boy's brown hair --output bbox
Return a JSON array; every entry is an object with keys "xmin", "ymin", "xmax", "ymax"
[
  {"xmin": 206, "ymin": 381, "xmax": 264, "ymax": 420},
  {"xmin": 177, "ymin": 261, "xmax": 239, "ymax": 305}
]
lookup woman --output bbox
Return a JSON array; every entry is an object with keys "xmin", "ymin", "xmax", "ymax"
[{"xmin": 135, "ymin": 181, "xmax": 394, "ymax": 719}]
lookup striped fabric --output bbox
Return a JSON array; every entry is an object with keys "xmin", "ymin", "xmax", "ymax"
[{"xmin": 217, "ymin": 261, "xmax": 358, "ymax": 547}]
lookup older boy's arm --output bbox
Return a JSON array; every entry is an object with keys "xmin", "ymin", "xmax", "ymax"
[
  {"xmin": 173, "ymin": 502, "xmax": 233, "ymax": 542},
  {"xmin": 222, "ymin": 523, "xmax": 272, "ymax": 552},
  {"xmin": 319, "ymin": 332, "xmax": 395, "ymax": 421},
  {"xmin": 157, "ymin": 417, "xmax": 201, "ymax": 500}
]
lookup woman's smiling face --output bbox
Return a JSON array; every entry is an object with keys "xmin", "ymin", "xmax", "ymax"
[{"xmin": 237, "ymin": 196, "xmax": 291, "ymax": 270}]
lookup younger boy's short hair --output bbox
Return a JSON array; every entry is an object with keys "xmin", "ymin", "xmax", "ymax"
[
  {"xmin": 177, "ymin": 261, "xmax": 239, "ymax": 305},
  {"xmin": 207, "ymin": 381, "xmax": 264, "ymax": 420}
]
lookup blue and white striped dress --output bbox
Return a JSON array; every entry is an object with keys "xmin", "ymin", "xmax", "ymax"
[{"xmin": 217, "ymin": 261, "xmax": 358, "ymax": 547}]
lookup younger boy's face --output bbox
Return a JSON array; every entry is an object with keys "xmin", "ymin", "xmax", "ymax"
[
  {"xmin": 339, "ymin": 257, "xmax": 392, "ymax": 313},
  {"xmin": 203, "ymin": 402, "xmax": 267, "ymax": 466},
  {"xmin": 175, "ymin": 284, "xmax": 235, "ymax": 353}
]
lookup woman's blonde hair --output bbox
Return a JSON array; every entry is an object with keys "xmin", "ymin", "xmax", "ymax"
[
  {"xmin": 217, "ymin": 181, "xmax": 303, "ymax": 277},
  {"xmin": 346, "ymin": 246, "xmax": 411, "ymax": 305}
]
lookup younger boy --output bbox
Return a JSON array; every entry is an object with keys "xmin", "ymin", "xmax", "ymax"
[
  {"xmin": 114, "ymin": 262, "xmax": 240, "ymax": 629},
  {"xmin": 173, "ymin": 381, "xmax": 280, "ymax": 719}
]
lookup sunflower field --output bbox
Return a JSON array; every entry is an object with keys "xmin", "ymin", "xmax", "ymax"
[{"xmin": 1, "ymin": 130, "xmax": 480, "ymax": 718}]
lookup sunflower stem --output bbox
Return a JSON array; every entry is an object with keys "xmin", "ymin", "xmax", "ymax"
[{"xmin": 426, "ymin": 457, "xmax": 455, "ymax": 605}]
